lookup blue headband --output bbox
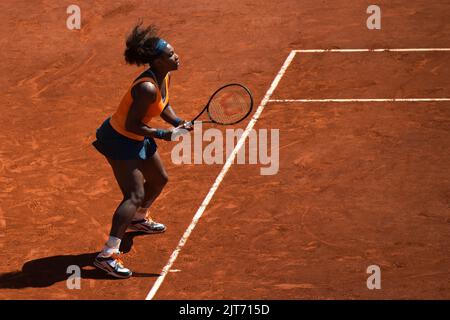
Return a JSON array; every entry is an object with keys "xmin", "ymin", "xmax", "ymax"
[{"xmin": 155, "ymin": 39, "xmax": 168, "ymax": 56}]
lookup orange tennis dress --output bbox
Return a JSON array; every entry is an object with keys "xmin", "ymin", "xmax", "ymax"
[
  {"xmin": 110, "ymin": 71, "xmax": 170, "ymax": 141},
  {"xmin": 92, "ymin": 70, "xmax": 169, "ymax": 160}
]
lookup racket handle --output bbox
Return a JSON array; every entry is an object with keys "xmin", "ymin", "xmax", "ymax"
[
  {"xmin": 174, "ymin": 121, "xmax": 193, "ymax": 130},
  {"xmin": 171, "ymin": 126, "xmax": 190, "ymax": 140}
]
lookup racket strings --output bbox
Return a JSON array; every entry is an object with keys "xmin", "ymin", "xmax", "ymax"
[{"xmin": 208, "ymin": 87, "xmax": 252, "ymax": 125}]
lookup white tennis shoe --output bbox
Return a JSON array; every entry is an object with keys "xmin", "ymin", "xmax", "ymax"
[
  {"xmin": 128, "ymin": 219, "xmax": 167, "ymax": 234},
  {"xmin": 93, "ymin": 252, "xmax": 132, "ymax": 279}
]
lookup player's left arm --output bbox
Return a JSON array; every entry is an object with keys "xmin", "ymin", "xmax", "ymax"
[
  {"xmin": 161, "ymin": 103, "xmax": 183, "ymax": 126},
  {"xmin": 160, "ymin": 73, "xmax": 186, "ymax": 127}
]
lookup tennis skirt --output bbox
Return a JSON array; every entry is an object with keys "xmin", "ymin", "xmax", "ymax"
[{"xmin": 92, "ymin": 117, "xmax": 157, "ymax": 160}]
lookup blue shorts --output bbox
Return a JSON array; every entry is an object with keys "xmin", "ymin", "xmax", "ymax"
[{"xmin": 92, "ymin": 118, "xmax": 157, "ymax": 160}]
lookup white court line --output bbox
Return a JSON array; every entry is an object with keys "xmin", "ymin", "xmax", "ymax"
[
  {"xmin": 145, "ymin": 50, "xmax": 298, "ymax": 300},
  {"xmin": 277, "ymin": 48, "xmax": 450, "ymax": 104},
  {"xmin": 269, "ymin": 98, "xmax": 450, "ymax": 103},
  {"xmin": 294, "ymin": 48, "xmax": 450, "ymax": 53}
]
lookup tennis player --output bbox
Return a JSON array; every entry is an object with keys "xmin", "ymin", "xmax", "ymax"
[{"xmin": 92, "ymin": 23, "xmax": 190, "ymax": 278}]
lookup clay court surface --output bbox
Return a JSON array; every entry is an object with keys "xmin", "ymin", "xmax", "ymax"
[{"xmin": 0, "ymin": 0, "xmax": 449, "ymax": 299}]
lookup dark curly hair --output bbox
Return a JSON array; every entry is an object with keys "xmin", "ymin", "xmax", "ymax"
[{"xmin": 124, "ymin": 22, "xmax": 162, "ymax": 66}]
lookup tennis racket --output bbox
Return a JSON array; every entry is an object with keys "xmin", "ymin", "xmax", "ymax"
[{"xmin": 182, "ymin": 83, "xmax": 253, "ymax": 128}]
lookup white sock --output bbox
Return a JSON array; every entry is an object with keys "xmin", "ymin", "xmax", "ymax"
[
  {"xmin": 133, "ymin": 207, "xmax": 148, "ymax": 222},
  {"xmin": 98, "ymin": 236, "xmax": 121, "ymax": 258}
]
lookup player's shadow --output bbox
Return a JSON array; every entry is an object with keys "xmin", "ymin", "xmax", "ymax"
[
  {"xmin": 120, "ymin": 230, "xmax": 150, "ymax": 253},
  {"xmin": 0, "ymin": 232, "xmax": 158, "ymax": 289}
]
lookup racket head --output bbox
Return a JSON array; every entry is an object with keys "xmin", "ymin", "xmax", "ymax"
[{"xmin": 205, "ymin": 83, "xmax": 253, "ymax": 125}]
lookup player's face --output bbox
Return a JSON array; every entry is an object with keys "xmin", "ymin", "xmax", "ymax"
[{"xmin": 159, "ymin": 43, "xmax": 179, "ymax": 71}]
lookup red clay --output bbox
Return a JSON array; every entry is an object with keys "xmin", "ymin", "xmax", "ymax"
[{"xmin": 0, "ymin": 0, "xmax": 449, "ymax": 299}]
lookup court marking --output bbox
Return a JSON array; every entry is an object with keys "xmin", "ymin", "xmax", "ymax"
[
  {"xmin": 294, "ymin": 48, "xmax": 450, "ymax": 53},
  {"xmin": 279, "ymin": 48, "xmax": 450, "ymax": 104},
  {"xmin": 269, "ymin": 98, "xmax": 450, "ymax": 103},
  {"xmin": 145, "ymin": 50, "xmax": 297, "ymax": 300},
  {"xmin": 145, "ymin": 47, "xmax": 450, "ymax": 300}
]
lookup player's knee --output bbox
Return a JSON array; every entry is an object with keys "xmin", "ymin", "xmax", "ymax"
[
  {"xmin": 127, "ymin": 189, "xmax": 145, "ymax": 207},
  {"xmin": 160, "ymin": 173, "xmax": 169, "ymax": 186},
  {"xmin": 155, "ymin": 172, "xmax": 168, "ymax": 189},
  {"xmin": 144, "ymin": 172, "xmax": 168, "ymax": 190}
]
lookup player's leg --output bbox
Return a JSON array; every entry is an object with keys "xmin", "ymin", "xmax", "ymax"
[
  {"xmin": 129, "ymin": 150, "xmax": 168, "ymax": 233},
  {"xmin": 142, "ymin": 150, "xmax": 169, "ymax": 209},
  {"xmin": 94, "ymin": 158, "xmax": 145, "ymax": 278},
  {"xmin": 109, "ymin": 158, "xmax": 146, "ymax": 237}
]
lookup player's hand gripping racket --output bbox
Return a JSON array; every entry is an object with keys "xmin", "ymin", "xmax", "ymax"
[{"xmin": 182, "ymin": 83, "xmax": 253, "ymax": 128}]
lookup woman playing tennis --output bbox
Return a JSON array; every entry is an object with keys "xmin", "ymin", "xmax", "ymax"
[{"xmin": 92, "ymin": 23, "xmax": 191, "ymax": 278}]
